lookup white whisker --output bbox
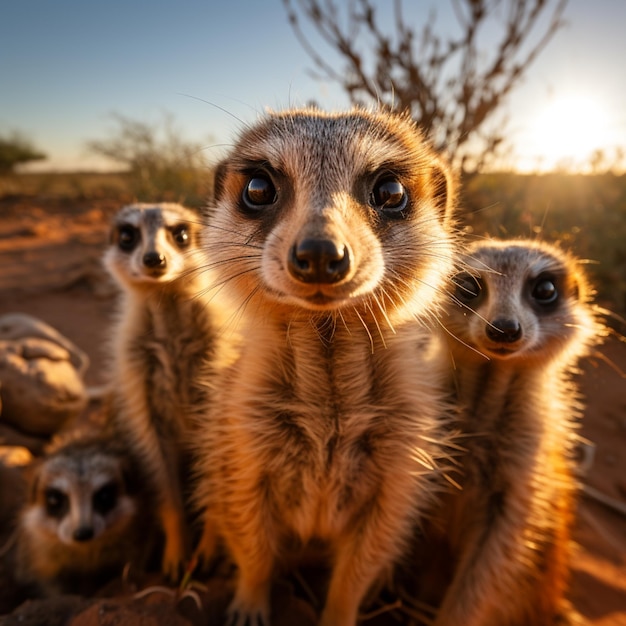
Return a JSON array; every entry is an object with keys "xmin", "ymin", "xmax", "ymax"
[
  {"xmin": 353, "ymin": 307, "xmax": 375, "ymax": 353},
  {"xmin": 365, "ymin": 300, "xmax": 387, "ymax": 348}
]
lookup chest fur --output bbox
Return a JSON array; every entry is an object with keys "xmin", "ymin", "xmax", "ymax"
[
  {"xmin": 116, "ymin": 292, "xmax": 213, "ymax": 427},
  {"xmin": 216, "ymin": 317, "xmax": 447, "ymax": 538}
]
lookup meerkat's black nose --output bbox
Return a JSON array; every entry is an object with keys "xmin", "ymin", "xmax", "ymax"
[
  {"xmin": 143, "ymin": 251, "xmax": 167, "ymax": 268},
  {"xmin": 486, "ymin": 318, "xmax": 522, "ymax": 343},
  {"xmin": 73, "ymin": 526, "xmax": 95, "ymax": 542},
  {"xmin": 288, "ymin": 238, "xmax": 351, "ymax": 284}
]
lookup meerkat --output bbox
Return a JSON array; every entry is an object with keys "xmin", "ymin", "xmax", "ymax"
[
  {"xmin": 14, "ymin": 428, "xmax": 153, "ymax": 596},
  {"xmin": 192, "ymin": 107, "xmax": 460, "ymax": 626},
  {"xmin": 104, "ymin": 202, "xmax": 237, "ymax": 581},
  {"xmin": 422, "ymin": 239, "xmax": 601, "ymax": 626}
]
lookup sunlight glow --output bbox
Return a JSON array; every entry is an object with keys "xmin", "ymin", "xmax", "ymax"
[{"xmin": 523, "ymin": 95, "xmax": 613, "ymax": 172}]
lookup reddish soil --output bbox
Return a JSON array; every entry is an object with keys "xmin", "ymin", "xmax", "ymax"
[{"xmin": 0, "ymin": 194, "xmax": 624, "ymax": 625}]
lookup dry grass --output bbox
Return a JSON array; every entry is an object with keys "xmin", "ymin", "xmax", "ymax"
[{"xmin": 0, "ymin": 171, "xmax": 131, "ymax": 201}]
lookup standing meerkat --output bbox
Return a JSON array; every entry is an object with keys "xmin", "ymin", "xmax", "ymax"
[
  {"xmin": 193, "ymin": 107, "xmax": 460, "ymax": 626},
  {"xmin": 14, "ymin": 428, "xmax": 153, "ymax": 596},
  {"xmin": 424, "ymin": 239, "xmax": 601, "ymax": 626},
  {"xmin": 104, "ymin": 202, "xmax": 237, "ymax": 580}
]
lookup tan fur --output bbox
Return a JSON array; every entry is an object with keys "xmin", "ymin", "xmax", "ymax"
[
  {"xmin": 14, "ymin": 428, "xmax": 152, "ymax": 596},
  {"xmin": 193, "ymin": 107, "xmax": 460, "ymax": 626},
  {"xmin": 424, "ymin": 239, "xmax": 602, "ymax": 626},
  {"xmin": 103, "ymin": 202, "xmax": 238, "ymax": 580}
]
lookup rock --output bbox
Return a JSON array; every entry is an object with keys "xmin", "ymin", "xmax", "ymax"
[
  {"xmin": 0, "ymin": 313, "xmax": 89, "ymax": 375},
  {"xmin": 0, "ymin": 315, "xmax": 90, "ymax": 437}
]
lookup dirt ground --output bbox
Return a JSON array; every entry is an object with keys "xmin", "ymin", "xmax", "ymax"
[{"xmin": 0, "ymin": 194, "xmax": 625, "ymax": 625}]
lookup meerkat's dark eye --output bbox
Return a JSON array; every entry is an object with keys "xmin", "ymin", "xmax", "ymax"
[
  {"xmin": 242, "ymin": 175, "xmax": 277, "ymax": 211},
  {"xmin": 93, "ymin": 483, "xmax": 118, "ymax": 515},
  {"xmin": 172, "ymin": 225, "xmax": 190, "ymax": 248},
  {"xmin": 532, "ymin": 277, "xmax": 558, "ymax": 306},
  {"xmin": 44, "ymin": 487, "xmax": 69, "ymax": 518},
  {"xmin": 370, "ymin": 176, "xmax": 408, "ymax": 217},
  {"xmin": 454, "ymin": 273, "xmax": 482, "ymax": 303},
  {"xmin": 117, "ymin": 225, "xmax": 139, "ymax": 252}
]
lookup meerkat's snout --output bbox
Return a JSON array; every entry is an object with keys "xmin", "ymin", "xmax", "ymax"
[
  {"xmin": 485, "ymin": 318, "xmax": 523, "ymax": 343},
  {"xmin": 70, "ymin": 480, "xmax": 119, "ymax": 543},
  {"xmin": 72, "ymin": 526, "xmax": 94, "ymax": 542},
  {"xmin": 141, "ymin": 250, "xmax": 167, "ymax": 271},
  {"xmin": 455, "ymin": 272, "xmax": 526, "ymax": 346},
  {"xmin": 114, "ymin": 222, "xmax": 168, "ymax": 274},
  {"xmin": 288, "ymin": 235, "xmax": 351, "ymax": 285}
]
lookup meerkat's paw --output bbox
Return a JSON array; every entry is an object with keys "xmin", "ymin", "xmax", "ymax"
[
  {"xmin": 161, "ymin": 538, "xmax": 186, "ymax": 582},
  {"xmin": 226, "ymin": 585, "xmax": 270, "ymax": 626},
  {"xmin": 226, "ymin": 604, "xmax": 270, "ymax": 626},
  {"xmin": 192, "ymin": 520, "xmax": 219, "ymax": 572}
]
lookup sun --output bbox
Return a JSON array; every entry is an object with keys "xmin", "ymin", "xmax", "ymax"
[{"xmin": 525, "ymin": 95, "xmax": 612, "ymax": 171}]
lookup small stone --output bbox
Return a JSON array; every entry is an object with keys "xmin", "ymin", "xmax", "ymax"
[{"xmin": 0, "ymin": 315, "xmax": 90, "ymax": 437}]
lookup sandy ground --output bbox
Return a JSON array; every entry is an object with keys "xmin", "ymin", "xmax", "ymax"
[{"xmin": 0, "ymin": 194, "xmax": 625, "ymax": 625}]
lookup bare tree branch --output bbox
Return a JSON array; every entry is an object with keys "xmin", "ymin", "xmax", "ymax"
[{"xmin": 283, "ymin": 0, "xmax": 568, "ymax": 172}]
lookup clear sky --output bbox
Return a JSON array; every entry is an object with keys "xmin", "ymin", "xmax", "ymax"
[{"xmin": 2, "ymin": 0, "xmax": 625, "ymax": 172}]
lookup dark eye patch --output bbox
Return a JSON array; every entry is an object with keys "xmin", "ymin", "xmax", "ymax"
[
  {"xmin": 93, "ymin": 482, "xmax": 118, "ymax": 515},
  {"xmin": 454, "ymin": 272, "xmax": 483, "ymax": 304},
  {"xmin": 242, "ymin": 174, "xmax": 277, "ymax": 213},
  {"xmin": 171, "ymin": 224, "xmax": 190, "ymax": 248},
  {"xmin": 117, "ymin": 224, "xmax": 140, "ymax": 252},
  {"xmin": 531, "ymin": 274, "xmax": 559, "ymax": 307},
  {"xmin": 45, "ymin": 487, "xmax": 69, "ymax": 518},
  {"xmin": 370, "ymin": 175, "xmax": 408, "ymax": 218}
]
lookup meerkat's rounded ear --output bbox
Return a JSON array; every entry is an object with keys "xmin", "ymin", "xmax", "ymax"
[
  {"xmin": 570, "ymin": 263, "xmax": 593, "ymax": 303},
  {"xmin": 430, "ymin": 158, "xmax": 457, "ymax": 225},
  {"xmin": 212, "ymin": 161, "xmax": 229, "ymax": 203}
]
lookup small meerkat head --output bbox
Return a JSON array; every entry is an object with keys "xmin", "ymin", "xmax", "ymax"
[
  {"xmin": 445, "ymin": 239, "xmax": 598, "ymax": 364},
  {"xmin": 104, "ymin": 202, "xmax": 202, "ymax": 289},
  {"xmin": 207, "ymin": 107, "xmax": 457, "ymax": 322},
  {"xmin": 22, "ymin": 432, "xmax": 140, "ymax": 549}
]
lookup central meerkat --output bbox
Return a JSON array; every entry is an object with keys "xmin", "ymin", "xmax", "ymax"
[{"xmin": 193, "ymin": 108, "xmax": 459, "ymax": 626}]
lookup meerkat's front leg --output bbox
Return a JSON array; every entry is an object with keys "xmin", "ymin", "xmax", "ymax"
[
  {"xmin": 194, "ymin": 513, "xmax": 272, "ymax": 625},
  {"xmin": 196, "ymin": 455, "xmax": 276, "ymax": 625},
  {"xmin": 320, "ymin": 480, "xmax": 415, "ymax": 626},
  {"xmin": 153, "ymin": 442, "xmax": 188, "ymax": 581},
  {"xmin": 221, "ymin": 509, "xmax": 275, "ymax": 626},
  {"xmin": 193, "ymin": 514, "xmax": 219, "ymax": 569},
  {"xmin": 159, "ymin": 498, "xmax": 187, "ymax": 581}
]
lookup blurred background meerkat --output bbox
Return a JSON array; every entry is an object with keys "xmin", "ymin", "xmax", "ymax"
[
  {"xmin": 104, "ymin": 202, "xmax": 237, "ymax": 580},
  {"xmin": 193, "ymin": 107, "xmax": 460, "ymax": 626},
  {"xmin": 418, "ymin": 239, "xmax": 602, "ymax": 626},
  {"xmin": 14, "ymin": 428, "xmax": 153, "ymax": 596}
]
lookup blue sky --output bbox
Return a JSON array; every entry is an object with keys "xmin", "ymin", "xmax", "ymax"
[{"xmin": 2, "ymin": 0, "xmax": 626, "ymax": 172}]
